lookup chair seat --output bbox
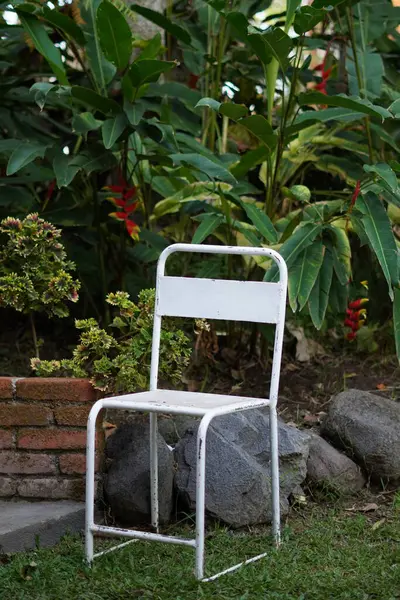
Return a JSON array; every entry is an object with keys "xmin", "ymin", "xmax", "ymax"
[{"xmin": 103, "ymin": 389, "xmax": 270, "ymax": 417}]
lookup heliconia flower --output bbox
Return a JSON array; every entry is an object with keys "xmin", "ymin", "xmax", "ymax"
[
  {"xmin": 313, "ymin": 60, "xmax": 332, "ymax": 95},
  {"xmin": 345, "ymin": 331, "xmax": 357, "ymax": 341},
  {"xmin": 346, "ymin": 308, "xmax": 367, "ymax": 321},
  {"xmin": 188, "ymin": 74, "xmax": 200, "ymax": 90},
  {"xmin": 348, "ymin": 298, "xmax": 369, "ymax": 310},
  {"xmin": 104, "ymin": 176, "xmax": 140, "ymax": 239}
]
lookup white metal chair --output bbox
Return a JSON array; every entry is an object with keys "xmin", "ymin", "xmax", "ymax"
[{"xmin": 85, "ymin": 243, "xmax": 288, "ymax": 581}]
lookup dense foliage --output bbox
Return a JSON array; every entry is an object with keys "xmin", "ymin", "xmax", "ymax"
[
  {"xmin": 32, "ymin": 288, "xmax": 191, "ymax": 393},
  {"xmin": 1, "ymin": 0, "xmax": 400, "ymax": 363}
]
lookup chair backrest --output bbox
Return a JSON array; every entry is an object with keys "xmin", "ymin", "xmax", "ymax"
[{"xmin": 150, "ymin": 244, "xmax": 288, "ymax": 404}]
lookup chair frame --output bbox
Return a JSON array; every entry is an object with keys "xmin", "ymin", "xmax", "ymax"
[{"xmin": 85, "ymin": 243, "xmax": 288, "ymax": 581}]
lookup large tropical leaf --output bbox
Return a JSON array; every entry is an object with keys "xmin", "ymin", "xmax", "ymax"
[
  {"xmin": 308, "ymin": 249, "xmax": 334, "ymax": 329},
  {"xmin": 347, "ymin": 49, "xmax": 384, "ymax": 100},
  {"xmin": 97, "ymin": 1, "xmax": 132, "ymax": 70},
  {"xmin": 102, "ymin": 114, "xmax": 128, "ymax": 149},
  {"xmin": 247, "ymin": 26, "xmax": 292, "ymax": 70},
  {"xmin": 169, "ymin": 154, "xmax": 237, "ymax": 184},
  {"xmin": 357, "ymin": 192, "xmax": 399, "ymax": 298},
  {"xmin": 294, "ymin": 6, "xmax": 326, "ymax": 35},
  {"xmin": 298, "ymin": 93, "xmax": 392, "ymax": 121},
  {"xmin": 192, "ymin": 213, "xmax": 224, "ymax": 244},
  {"xmin": 239, "ymin": 199, "xmax": 277, "ymax": 243},
  {"xmin": 71, "ymin": 86, "xmax": 121, "ymax": 115},
  {"xmin": 16, "ymin": 12, "xmax": 68, "ymax": 85},
  {"xmin": 7, "ymin": 142, "xmax": 48, "ymax": 176},
  {"xmin": 80, "ymin": 0, "xmax": 115, "ymax": 94},
  {"xmin": 264, "ymin": 222, "xmax": 323, "ymax": 282},
  {"xmin": 41, "ymin": 6, "xmax": 86, "ymax": 46},
  {"xmin": 53, "ymin": 153, "xmax": 82, "ymax": 188},
  {"xmin": 289, "ymin": 239, "xmax": 324, "ymax": 312}
]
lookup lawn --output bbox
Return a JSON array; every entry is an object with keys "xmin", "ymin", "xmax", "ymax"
[{"xmin": 1, "ymin": 502, "xmax": 399, "ymax": 600}]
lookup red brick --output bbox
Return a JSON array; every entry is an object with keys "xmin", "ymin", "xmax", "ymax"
[
  {"xmin": 0, "ymin": 403, "xmax": 52, "ymax": 427},
  {"xmin": 0, "ymin": 377, "xmax": 13, "ymax": 399},
  {"xmin": 0, "ymin": 451, "xmax": 55, "ymax": 474},
  {"xmin": 17, "ymin": 429, "xmax": 87, "ymax": 450},
  {"xmin": 18, "ymin": 478, "xmax": 84, "ymax": 500},
  {"xmin": 0, "ymin": 477, "xmax": 17, "ymax": 497},
  {"xmin": 17, "ymin": 378, "xmax": 96, "ymax": 403},
  {"xmin": 0, "ymin": 430, "xmax": 13, "ymax": 449},
  {"xmin": 54, "ymin": 405, "xmax": 91, "ymax": 426},
  {"xmin": 59, "ymin": 453, "xmax": 101, "ymax": 475}
]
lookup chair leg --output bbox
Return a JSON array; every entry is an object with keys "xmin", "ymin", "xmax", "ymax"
[
  {"xmin": 85, "ymin": 401, "xmax": 101, "ymax": 564},
  {"xmin": 195, "ymin": 414, "xmax": 212, "ymax": 581},
  {"xmin": 149, "ymin": 412, "xmax": 159, "ymax": 532},
  {"xmin": 269, "ymin": 405, "xmax": 281, "ymax": 546}
]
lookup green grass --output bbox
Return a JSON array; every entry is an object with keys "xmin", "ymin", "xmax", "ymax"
[{"xmin": 1, "ymin": 506, "xmax": 399, "ymax": 600}]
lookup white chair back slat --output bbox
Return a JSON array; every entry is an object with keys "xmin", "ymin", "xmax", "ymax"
[{"xmin": 157, "ymin": 276, "xmax": 282, "ymax": 324}]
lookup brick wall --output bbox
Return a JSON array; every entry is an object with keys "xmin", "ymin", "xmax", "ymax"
[{"xmin": 0, "ymin": 377, "xmax": 102, "ymax": 500}]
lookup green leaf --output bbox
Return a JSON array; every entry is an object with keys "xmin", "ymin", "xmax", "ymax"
[
  {"xmin": 294, "ymin": 6, "xmax": 326, "ymax": 35},
  {"xmin": 81, "ymin": 0, "xmax": 115, "ymax": 93},
  {"xmin": 389, "ymin": 99, "xmax": 400, "ymax": 118},
  {"xmin": 69, "ymin": 146, "xmax": 117, "ymax": 175},
  {"xmin": 394, "ymin": 287, "xmax": 400, "ymax": 362},
  {"xmin": 298, "ymin": 93, "xmax": 392, "ymax": 121},
  {"xmin": 363, "ymin": 163, "xmax": 398, "ymax": 192},
  {"xmin": 130, "ymin": 4, "xmax": 192, "ymax": 46},
  {"xmin": 265, "ymin": 222, "xmax": 322, "ymax": 282},
  {"xmin": 230, "ymin": 146, "xmax": 270, "ymax": 179},
  {"xmin": 53, "ymin": 153, "xmax": 81, "ymax": 188},
  {"xmin": 289, "ymin": 239, "xmax": 324, "ymax": 311},
  {"xmin": 308, "ymin": 248, "xmax": 334, "ymax": 329},
  {"xmin": 72, "ymin": 112, "xmax": 103, "ymax": 134},
  {"xmin": 286, "ymin": 0, "xmax": 302, "ymax": 28},
  {"xmin": 192, "ymin": 213, "xmax": 224, "ymax": 244},
  {"xmin": 219, "ymin": 103, "xmax": 249, "ymax": 120},
  {"xmin": 97, "ymin": 0, "xmax": 132, "ymax": 70},
  {"xmin": 293, "ymin": 107, "xmax": 366, "ymax": 127},
  {"xmin": 102, "ymin": 113, "xmax": 128, "ymax": 149},
  {"xmin": 17, "ymin": 12, "xmax": 68, "ymax": 85},
  {"xmin": 357, "ymin": 192, "xmax": 399, "ymax": 298},
  {"xmin": 239, "ymin": 199, "xmax": 278, "ymax": 243},
  {"xmin": 236, "ymin": 115, "xmax": 277, "ymax": 150},
  {"xmin": 123, "ymin": 60, "xmax": 176, "ymax": 96},
  {"xmin": 247, "ymin": 26, "xmax": 292, "ymax": 70},
  {"xmin": 7, "ymin": 141, "xmax": 48, "ymax": 176},
  {"xmin": 170, "ymin": 154, "xmax": 237, "ymax": 185},
  {"xmin": 347, "ymin": 49, "xmax": 384, "ymax": 100},
  {"xmin": 124, "ymin": 99, "xmax": 146, "ymax": 126},
  {"xmin": 138, "ymin": 33, "xmax": 162, "ymax": 60},
  {"xmin": 71, "ymin": 86, "xmax": 121, "ymax": 115},
  {"xmin": 329, "ymin": 273, "xmax": 348, "ymax": 314},
  {"xmin": 29, "ymin": 82, "xmax": 59, "ymax": 111},
  {"xmin": 195, "ymin": 97, "xmax": 221, "ymax": 112},
  {"xmin": 41, "ymin": 6, "xmax": 86, "ymax": 46}
]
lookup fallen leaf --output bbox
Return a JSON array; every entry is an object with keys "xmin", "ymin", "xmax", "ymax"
[
  {"xmin": 360, "ymin": 503, "xmax": 379, "ymax": 512},
  {"xmin": 303, "ymin": 413, "xmax": 320, "ymax": 425},
  {"xmin": 372, "ymin": 518, "xmax": 386, "ymax": 530},
  {"xmin": 376, "ymin": 383, "xmax": 387, "ymax": 390}
]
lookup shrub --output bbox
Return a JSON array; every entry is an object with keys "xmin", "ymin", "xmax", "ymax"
[
  {"xmin": 0, "ymin": 213, "xmax": 80, "ymax": 355},
  {"xmin": 31, "ymin": 289, "xmax": 191, "ymax": 395}
]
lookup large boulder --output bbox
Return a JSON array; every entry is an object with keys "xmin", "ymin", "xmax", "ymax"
[
  {"xmin": 307, "ymin": 432, "xmax": 365, "ymax": 494},
  {"xmin": 321, "ymin": 389, "xmax": 400, "ymax": 484},
  {"xmin": 174, "ymin": 410, "xmax": 310, "ymax": 528},
  {"xmin": 104, "ymin": 423, "xmax": 174, "ymax": 525}
]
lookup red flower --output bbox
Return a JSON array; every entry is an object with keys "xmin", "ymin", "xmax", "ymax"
[
  {"xmin": 313, "ymin": 59, "xmax": 332, "ymax": 95},
  {"xmin": 345, "ymin": 331, "xmax": 357, "ymax": 341},
  {"xmin": 188, "ymin": 74, "xmax": 200, "ymax": 90},
  {"xmin": 350, "ymin": 180, "xmax": 361, "ymax": 209},
  {"xmin": 348, "ymin": 298, "xmax": 368, "ymax": 310},
  {"xmin": 104, "ymin": 179, "xmax": 140, "ymax": 240},
  {"xmin": 344, "ymin": 295, "xmax": 368, "ymax": 340}
]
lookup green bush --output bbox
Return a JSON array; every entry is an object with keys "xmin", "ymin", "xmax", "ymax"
[{"xmin": 31, "ymin": 289, "xmax": 191, "ymax": 395}]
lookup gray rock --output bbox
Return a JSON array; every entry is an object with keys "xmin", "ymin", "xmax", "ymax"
[
  {"xmin": 158, "ymin": 415, "xmax": 199, "ymax": 445},
  {"xmin": 104, "ymin": 423, "xmax": 174, "ymax": 525},
  {"xmin": 307, "ymin": 432, "xmax": 365, "ymax": 494},
  {"xmin": 174, "ymin": 410, "xmax": 310, "ymax": 528},
  {"xmin": 321, "ymin": 389, "xmax": 400, "ymax": 484}
]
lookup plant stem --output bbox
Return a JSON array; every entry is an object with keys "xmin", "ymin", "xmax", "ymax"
[
  {"xmin": 29, "ymin": 313, "xmax": 39, "ymax": 359},
  {"xmin": 345, "ymin": 5, "xmax": 374, "ymax": 163}
]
